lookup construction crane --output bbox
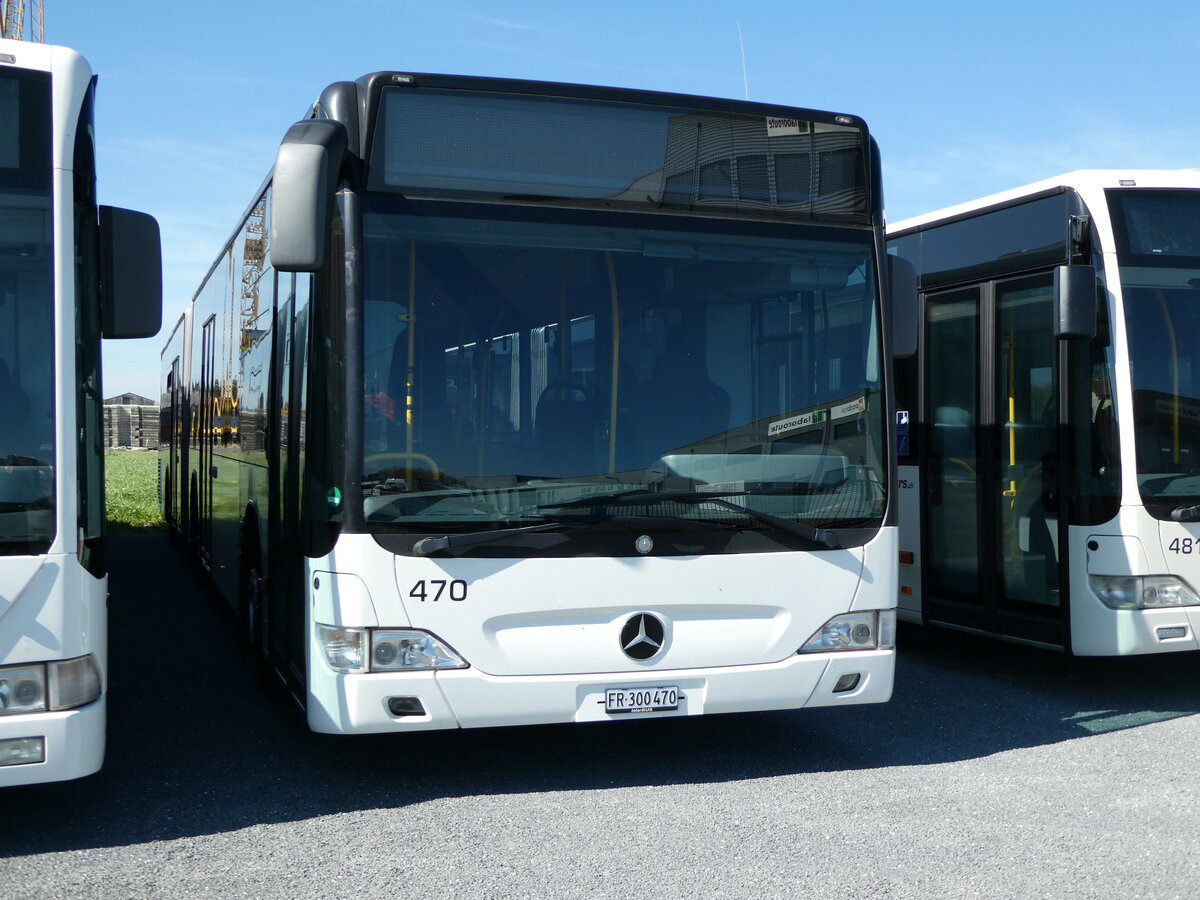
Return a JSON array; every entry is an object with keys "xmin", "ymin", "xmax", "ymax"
[
  {"xmin": 239, "ymin": 197, "xmax": 268, "ymax": 354},
  {"xmin": 1, "ymin": 0, "xmax": 44, "ymax": 42}
]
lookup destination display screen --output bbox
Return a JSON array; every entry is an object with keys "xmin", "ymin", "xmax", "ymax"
[
  {"xmin": 1109, "ymin": 188, "xmax": 1200, "ymax": 262},
  {"xmin": 367, "ymin": 86, "xmax": 870, "ymax": 224},
  {"xmin": 0, "ymin": 78, "xmax": 18, "ymax": 170},
  {"xmin": 0, "ymin": 67, "xmax": 50, "ymax": 190}
]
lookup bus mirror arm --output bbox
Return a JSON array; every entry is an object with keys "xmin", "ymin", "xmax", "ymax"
[
  {"xmin": 1053, "ymin": 265, "xmax": 1097, "ymax": 340},
  {"xmin": 270, "ymin": 120, "xmax": 349, "ymax": 272},
  {"xmin": 888, "ymin": 255, "xmax": 918, "ymax": 358}
]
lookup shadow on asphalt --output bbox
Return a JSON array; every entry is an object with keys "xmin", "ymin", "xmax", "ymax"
[{"xmin": 3, "ymin": 533, "xmax": 1198, "ymax": 854}]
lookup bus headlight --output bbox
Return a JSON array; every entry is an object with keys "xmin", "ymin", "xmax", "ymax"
[
  {"xmin": 317, "ymin": 625, "xmax": 468, "ymax": 673},
  {"xmin": 1089, "ymin": 575, "xmax": 1200, "ymax": 610},
  {"xmin": 0, "ymin": 665, "xmax": 46, "ymax": 715},
  {"xmin": 799, "ymin": 610, "xmax": 896, "ymax": 653},
  {"xmin": 371, "ymin": 631, "xmax": 467, "ymax": 671}
]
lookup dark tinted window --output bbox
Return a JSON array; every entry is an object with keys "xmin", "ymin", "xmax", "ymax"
[
  {"xmin": 1108, "ymin": 189, "xmax": 1200, "ymax": 263},
  {"xmin": 356, "ymin": 198, "xmax": 886, "ymax": 548},
  {"xmin": 889, "ymin": 193, "xmax": 1069, "ymax": 289},
  {"xmin": 0, "ymin": 67, "xmax": 50, "ymax": 190},
  {"xmin": 368, "ymin": 88, "xmax": 870, "ymax": 224}
]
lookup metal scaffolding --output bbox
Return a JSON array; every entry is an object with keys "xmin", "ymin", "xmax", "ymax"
[{"xmin": 1, "ymin": 0, "xmax": 44, "ymax": 42}]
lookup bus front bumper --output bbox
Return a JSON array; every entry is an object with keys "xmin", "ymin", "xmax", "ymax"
[
  {"xmin": 307, "ymin": 649, "xmax": 894, "ymax": 734},
  {"xmin": 0, "ymin": 697, "xmax": 105, "ymax": 787}
]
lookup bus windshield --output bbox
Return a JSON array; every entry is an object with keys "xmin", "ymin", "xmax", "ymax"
[
  {"xmin": 1110, "ymin": 188, "xmax": 1200, "ymax": 517},
  {"xmin": 0, "ymin": 68, "xmax": 55, "ymax": 555},
  {"xmin": 359, "ymin": 198, "xmax": 885, "ymax": 540}
]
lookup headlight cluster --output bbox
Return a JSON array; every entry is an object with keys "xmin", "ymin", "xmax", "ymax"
[
  {"xmin": 317, "ymin": 625, "xmax": 468, "ymax": 674},
  {"xmin": 799, "ymin": 610, "xmax": 896, "ymax": 653},
  {"xmin": 1088, "ymin": 575, "xmax": 1200, "ymax": 610},
  {"xmin": 0, "ymin": 656, "xmax": 102, "ymax": 715}
]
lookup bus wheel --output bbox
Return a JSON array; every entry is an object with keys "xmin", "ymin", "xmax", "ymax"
[
  {"xmin": 188, "ymin": 475, "xmax": 199, "ymax": 553},
  {"xmin": 238, "ymin": 543, "xmax": 263, "ymax": 654}
]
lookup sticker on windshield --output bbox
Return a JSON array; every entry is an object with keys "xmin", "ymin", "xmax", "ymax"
[
  {"xmin": 768, "ymin": 409, "xmax": 826, "ymax": 437},
  {"xmin": 831, "ymin": 397, "xmax": 867, "ymax": 420},
  {"xmin": 766, "ymin": 117, "xmax": 809, "ymax": 138},
  {"xmin": 1158, "ymin": 398, "xmax": 1200, "ymax": 423}
]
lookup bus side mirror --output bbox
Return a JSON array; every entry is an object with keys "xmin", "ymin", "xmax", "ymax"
[
  {"xmin": 1054, "ymin": 264, "xmax": 1097, "ymax": 340},
  {"xmin": 270, "ymin": 120, "xmax": 348, "ymax": 272},
  {"xmin": 99, "ymin": 206, "xmax": 163, "ymax": 339},
  {"xmin": 889, "ymin": 254, "xmax": 918, "ymax": 358}
]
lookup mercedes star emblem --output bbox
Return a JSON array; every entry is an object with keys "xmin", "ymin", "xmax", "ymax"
[{"xmin": 620, "ymin": 613, "xmax": 666, "ymax": 661}]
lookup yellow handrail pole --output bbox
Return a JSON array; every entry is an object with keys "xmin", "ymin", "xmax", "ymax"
[
  {"xmin": 1004, "ymin": 317, "xmax": 1017, "ymax": 502},
  {"xmin": 1155, "ymin": 289, "xmax": 1181, "ymax": 464},
  {"xmin": 605, "ymin": 252, "xmax": 621, "ymax": 474},
  {"xmin": 407, "ymin": 240, "xmax": 416, "ymax": 485}
]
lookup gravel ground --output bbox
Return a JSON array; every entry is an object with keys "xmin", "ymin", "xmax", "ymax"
[{"xmin": 2, "ymin": 534, "xmax": 1198, "ymax": 899}]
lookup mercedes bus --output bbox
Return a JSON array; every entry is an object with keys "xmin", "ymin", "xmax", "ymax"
[
  {"xmin": 0, "ymin": 38, "xmax": 161, "ymax": 785},
  {"xmin": 162, "ymin": 71, "xmax": 911, "ymax": 734},
  {"xmin": 890, "ymin": 169, "xmax": 1200, "ymax": 655}
]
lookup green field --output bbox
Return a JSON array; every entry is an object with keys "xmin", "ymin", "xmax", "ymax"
[{"xmin": 105, "ymin": 450, "xmax": 164, "ymax": 533}]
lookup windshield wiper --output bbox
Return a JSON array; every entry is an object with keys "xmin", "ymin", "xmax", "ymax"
[
  {"xmin": 412, "ymin": 520, "xmax": 589, "ymax": 556},
  {"xmin": 1172, "ymin": 504, "xmax": 1200, "ymax": 522},
  {"xmin": 0, "ymin": 454, "xmax": 47, "ymax": 467},
  {"xmin": 538, "ymin": 490, "xmax": 841, "ymax": 549}
]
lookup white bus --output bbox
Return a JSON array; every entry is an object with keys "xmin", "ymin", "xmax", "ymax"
[
  {"xmin": 162, "ymin": 72, "xmax": 912, "ymax": 734},
  {"xmin": 0, "ymin": 39, "xmax": 161, "ymax": 786},
  {"xmin": 889, "ymin": 169, "xmax": 1200, "ymax": 655}
]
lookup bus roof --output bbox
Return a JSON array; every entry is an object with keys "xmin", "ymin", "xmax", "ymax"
[{"xmin": 889, "ymin": 169, "xmax": 1200, "ymax": 238}]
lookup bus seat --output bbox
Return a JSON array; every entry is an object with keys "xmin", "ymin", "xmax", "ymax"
[
  {"xmin": 631, "ymin": 348, "xmax": 731, "ymax": 458},
  {"xmin": 535, "ymin": 381, "xmax": 601, "ymax": 475}
]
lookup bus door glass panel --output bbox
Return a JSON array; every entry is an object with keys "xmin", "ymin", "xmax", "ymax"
[
  {"xmin": 994, "ymin": 275, "xmax": 1059, "ymax": 609},
  {"xmin": 925, "ymin": 288, "xmax": 980, "ymax": 600},
  {"xmin": 168, "ymin": 359, "xmax": 180, "ymax": 524},
  {"xmin": 199, "ymin": 315, "xmax": 216, "ymax": 560},
  {"xmin": 285, "ymin": 281, "xmax": 311, "ymax": 670},
  {"xmin": 267, "ymin": 281, "xmax": 296, "ymax": 669}
]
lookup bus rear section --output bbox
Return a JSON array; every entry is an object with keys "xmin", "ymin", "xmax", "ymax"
[{"xmin": 168, "ymin": 72, "xmax": 902, "ymax": 734}]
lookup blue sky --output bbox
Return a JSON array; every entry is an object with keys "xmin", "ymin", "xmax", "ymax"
[{"xmin": 43, "ymin": 0, "xmax": 1200, "ymax": 398}]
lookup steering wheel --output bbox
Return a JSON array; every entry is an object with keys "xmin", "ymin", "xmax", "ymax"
[{"xmin": 363, "ymin": 452, "xmax": 441, "ymax": 479}]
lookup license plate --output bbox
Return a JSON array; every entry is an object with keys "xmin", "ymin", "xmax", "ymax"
[{"xmin": 605, "ymin": 686, "xmax": 680, "ymax": 714}]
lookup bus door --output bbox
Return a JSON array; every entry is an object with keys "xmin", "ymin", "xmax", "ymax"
[
  {"xmin": 165, "ymin": 359, "xmax": 180, "ymax": 529},
  {"xmin": 266, "ymin": 276, "xmax": 308, "ymax": 695},
  {"xmin": 198, "ymin": 316, "xmax": 216, "ymax": 567},
  {"xmin": 923, "ymin": 272, "xmax": 1067, "ymax": 645}
]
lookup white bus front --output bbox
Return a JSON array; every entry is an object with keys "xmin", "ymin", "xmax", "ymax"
[
  {"xmin": 0, "ymin": 42, "xmax": 105, "ymax": 786},
  {"xmin": 252, "ymin": 77, "xmax": 900, "ymax": 732},
  {"xmin": 1078, "ymin": 179, "xmax": 1200, "ymax": 654}
]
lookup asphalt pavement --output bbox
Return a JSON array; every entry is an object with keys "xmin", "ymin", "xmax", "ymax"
[{"xmin": 2, "ymin": 533, "xmax": 1198, "ymax": 899}]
